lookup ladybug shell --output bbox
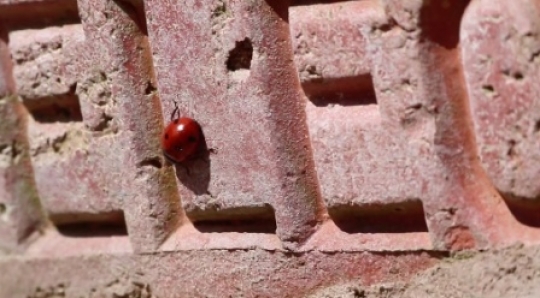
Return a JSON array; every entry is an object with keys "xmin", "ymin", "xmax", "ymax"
[{"xmin": 161, "ymin": 117, "xmax": 202, "ymax": 163}]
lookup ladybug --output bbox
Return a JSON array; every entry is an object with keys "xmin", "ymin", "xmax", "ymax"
[{"xmin": 161, "ymin": 102, "xmax": 203, "ymax": 164}]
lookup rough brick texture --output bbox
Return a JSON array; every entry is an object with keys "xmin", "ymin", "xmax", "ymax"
[{"xmin": 0, "ymin": 0, "xmax": 540, "ymax": 296}]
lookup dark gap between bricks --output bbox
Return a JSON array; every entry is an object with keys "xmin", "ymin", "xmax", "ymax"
[
  {"xmin": 190, "ymin": 205, "xmax": 277, "ymax": 234},
  {"xmin": 329, "ymin": 200, "xmax": 429, "ymax": 234},
  {"xmin": 501, "ymin": 193, "xmax": 540, "ymax": 228},
  {"xmin": 52, "ymin": 211, "xmax": 128, "ymax": 237},
  {"xmin": 24, "ymin": 92, "xmax": 83, "ymax": 123},
  {"xmin": 0, "ymin": 0, "xmax": 80, "ymax": 31},
  {"xmin": 302, "ymin": 74, "xmax": 377, "ymax": 107}
]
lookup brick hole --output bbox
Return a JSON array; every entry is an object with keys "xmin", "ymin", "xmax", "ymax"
[
  {"xmin": 482, "ymin": 84, "xmax": 496, "ymax": 96},
  {"xmin": 303, "ymin": 74, "xmax": 377, "ymax": 107},
  {"xmin": 502, "ymin": 69, "xmax": 524, "ymax": 81},
  {"xmin": 226, "ymin": 38, "xmax": 253, "ymax": 71},
  {"xmin": 329, "ymin": 201, "xmax": 429, "ymax": 234},
  {"xmin": 501, "ymin": 194, "xmax": 540, "ymax": 228},
  {"xmin": 0, "ymin": 0, "xmax": 79, "ymax": 30},
  {"xmin": 190, "ymin": 205, "xmax": 277, "ymax": 234},
  {"xmin": 144, "ymin": 80, "xmax": 157, "ymax": 95},
  {"xmin": 0, "ymin": 203, "xmax": 6, "ymax": 215},
  {"xmin": 52, "ymin": 211, "xmax": 128, "ymax": 237}
]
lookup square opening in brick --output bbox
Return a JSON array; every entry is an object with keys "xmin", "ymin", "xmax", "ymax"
[
  {"xmin": 0, "ymin": 0, "xmax": 79, "ymax": 30},
  {"xmin": 503, "ymin": 194, "xmax": 540, "ymax": 228},
  {"xmin": 190, "ymin": 205, "xmax": 277, "ymax": 234},
  {"xmin": 25, "ymin": 94, "xmax": 83, "ymax": 123},
  {"xmin": 52, "ymin": 211, "xmax": 128, "ymax": 238},
  {"xmin": 329, "ymin": 201, "xmax": 429, "ymax": 234},
  {"xmin": 303, "ymin": 74, "xmax": 377, "ymax": 107}
]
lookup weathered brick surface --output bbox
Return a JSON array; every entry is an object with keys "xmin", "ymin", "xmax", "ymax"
[
  {"xmin": 0, "ymin": 0, "xmax": 540, "ymax": 296},
  {"xmin": 145, "ymin": 0, "xmax": 325, "ymax": 248},
  {"xmin": 461, "ymin": 0, "xmax": 540, "ymax": 226},
  {"xmin": 290, "ymin": 1, "xmax": 377, "ymax": 97},
  {"xmin": 0, "ymin": 27, "xmax": 46, "ymax": 253},
  {"xmin": 0, "ymin": 250, "xmax": 442, "ymax": 298}
]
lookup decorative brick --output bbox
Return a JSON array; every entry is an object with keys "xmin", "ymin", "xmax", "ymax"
[{"xmin": 1, "ymin": 0, "xmax": 540, "ymax": 296}]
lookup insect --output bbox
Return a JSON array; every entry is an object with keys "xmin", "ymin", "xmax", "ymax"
[{"xmin": 161, "ymin": 102, "xmax": 203, "ymax": 164}]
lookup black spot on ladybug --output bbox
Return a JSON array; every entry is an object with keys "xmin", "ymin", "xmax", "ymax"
[
  {"xmin": 188, "ymin": 136, "xmax": 197, "ymax": 143},
  {"xmin": 164, "ymin": 133, "xmax": 169, "ymax": 140},
  {"xmin": 174, "ymin": 119, "xmax": 179, "ymax": 124}
]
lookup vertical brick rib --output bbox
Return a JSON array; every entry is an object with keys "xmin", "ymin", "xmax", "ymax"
[
  {"xmin": 363, "ymin": 0, "xmax": 540, "ymax": 250},
  {"xmin": 145, "ymin": 0, "xmax": 325, "ymax": 249},
  {"xmin": 415, "ymin": 0, "xmax": 499, "ymax": 249},
  {"xmin": 77, "ymin": 0, "xmax": 181, "ymax": 252},
  {"xmin": 0, "ymin": 27, "xmax": 46, "ymax": 253},
  {"xmin": 461, "ymin": 0, "xmax": 540, "ymax": 243},
  {"xmin": 254, "ymin": 0, "xmax": 326, "ymax": 246}
]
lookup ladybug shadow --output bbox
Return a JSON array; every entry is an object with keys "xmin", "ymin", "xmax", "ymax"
[{"xmin": 172, "ymin": 130, "xmax": 212, "ymax": 196}]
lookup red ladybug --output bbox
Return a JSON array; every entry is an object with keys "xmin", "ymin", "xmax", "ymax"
[{"xmin": 161, "ymin": 103, "xmax": 202, "ymax": 164}]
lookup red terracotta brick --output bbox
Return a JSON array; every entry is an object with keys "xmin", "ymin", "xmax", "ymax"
[
  {"xmin": 1, "ymin": 0, "xmax": 540, "ymax": 296},
  {"xmin": 0, "ymin": 0, "xmax": 539, "ymax": 272}
]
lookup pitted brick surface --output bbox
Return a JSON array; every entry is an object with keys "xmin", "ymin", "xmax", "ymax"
[
  {"xmin": 462, "ymin": 0, "xmax": 540, "ymax": 205},
  {"xmin": 0, "ymin": 249, "xmax": 442, "ymax": 298}
]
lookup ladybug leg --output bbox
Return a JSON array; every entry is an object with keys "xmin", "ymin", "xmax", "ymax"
[
  {"xmin": 196, "ymin": 147, "xmax": 217, "ymax": 163},
  {"xmin": 170, "ymin": 101, "xmax": 180, "ymax": 121}
]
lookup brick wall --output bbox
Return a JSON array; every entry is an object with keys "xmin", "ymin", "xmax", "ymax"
[{"xmin": 0, "ymin": 0, "xmax": 539, "ymax": 297}]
